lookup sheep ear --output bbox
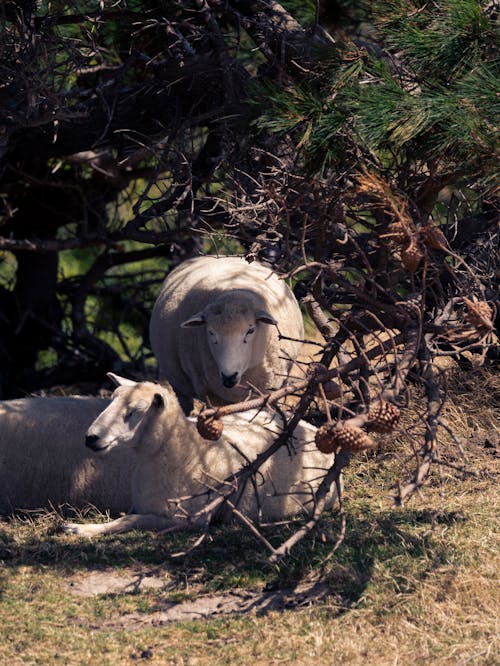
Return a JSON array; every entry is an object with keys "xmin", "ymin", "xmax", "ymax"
[
  {"xmin": 107, "ymin": 373, "xmax": 136, "ymax": 387},
  {"xmin": 181, "ymin": 312, "xmax": 206, "ymax": 328},
  {"xmin": 255, "ymin": 310, "xmax": 277, "ymax": 326},
  {"xmin": 153, "ymin": 393, "xmax": 165, "ymax": 410}
]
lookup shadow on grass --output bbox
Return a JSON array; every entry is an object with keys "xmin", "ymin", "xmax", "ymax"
[{"xmin": 0, "ymin": 505, "xmax": 466, "ymax": 610}]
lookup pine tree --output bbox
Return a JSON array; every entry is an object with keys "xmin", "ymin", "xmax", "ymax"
[
  {"xmin": 0, "ymin": 0, "xmax": 497, "ymax": 554},
  {"xmin": 257, "ymin": 0, "xmax": 499, "ymax": 213}
]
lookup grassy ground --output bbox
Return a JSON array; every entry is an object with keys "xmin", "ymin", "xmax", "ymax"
[{"xmin": 0, "ymin": 368, "xmax": 498, "ymax": 665}]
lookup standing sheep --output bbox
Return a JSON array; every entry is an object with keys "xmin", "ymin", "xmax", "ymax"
[
  {"xmin": 64, "ymin": 374, "xmax": 338, "ymax": 537},
  {"xmin": 0, "ymin": 396, "xmax": 134, "ymax": 514},
  {"xmin": 149, "ymin": 256, "xmax": 304, "ymax": 411}
]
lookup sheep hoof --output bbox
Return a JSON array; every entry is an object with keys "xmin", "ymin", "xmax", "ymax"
[{"xmin": 62, "ymin": 522, "xmax": 86, "ymax": 535}]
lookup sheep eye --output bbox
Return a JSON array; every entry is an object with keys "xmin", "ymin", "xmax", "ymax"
[{"xmin": 243, "ymin": 327, "xmax": 255, "ymax": 343}]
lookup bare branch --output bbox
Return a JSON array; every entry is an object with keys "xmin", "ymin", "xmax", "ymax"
[{"xmin": 269, "ymin": 449, "xmax": 350, "ymax": 562}]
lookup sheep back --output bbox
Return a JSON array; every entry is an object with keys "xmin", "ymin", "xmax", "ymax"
[
  {"xmin": 150, "ymin": 256, "xmax": 304, "ymax": 404},
  {"xmin": 0, "ymin": 397, "xmax": 134, "ymax": 514}
]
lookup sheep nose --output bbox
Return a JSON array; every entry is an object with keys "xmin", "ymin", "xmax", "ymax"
[
  {"xmin": 85, "ymin": 434, "xmax": 101, "ymax": 450},
  {"xmin": 221, "ymin": 372, "xmax": 238, "ymax": 388}
]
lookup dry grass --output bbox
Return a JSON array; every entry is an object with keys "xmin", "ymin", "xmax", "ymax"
[{"xmin": 0, "ymin": 366, "xmax": 498, "ymax": 665}]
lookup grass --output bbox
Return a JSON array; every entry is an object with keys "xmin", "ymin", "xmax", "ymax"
[{"xmin": 0, "ymin": 367, "xmax": 498, "ymax": 664}]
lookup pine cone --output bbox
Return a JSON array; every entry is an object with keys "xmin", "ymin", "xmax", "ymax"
[
  {"xmin": 315, "ymin": 379, "xmax": 341, "ymax": 400},
  {"xmin": 315, "ymin": 424, "xmax": 339, "ymax": 454},
  {"xmin": 396, "ymin": 293, "xmax": 422, "ymax": 316},
  {"xmin": 308, "ymin": 363, "xmax": 329, "ymax": 379},
  {"xmin": 419, "ymin": 224, "xmax": 448, "ymax": 251},
  {"xmin": 322, "ymin": 380, "xmax": 341, "ymax": 400},
  {"xmin": 197, "ymin": 415, "xmax": 224, "ymax": 441},
  {"xmin": 316, "ymin": 422, "xmax": 375, "ymax": 453},
  {"xmin": 464, "ymin": 298, "xmax": 494, "ymax": 332},
  {"xmin": 401, "ymin": 237, "xmax": 424, "ymax": 272},
  {"xmin": 335, "ymin": 423, "xmax": 375, "ymax": 453},
  {"xmin": 381, "ymin": 221, "xmax": 410, "ymax": 246},
  {"xmin": 367, "ymin": 401, "xmax": 400, "ymax": 433}
]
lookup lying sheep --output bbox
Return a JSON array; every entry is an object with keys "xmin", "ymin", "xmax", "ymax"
[
  {"xmin": 64, "ymin": 373, "xmax": 337, "ymax": 537},
  {"xmin": 149, "ymin": 256, "xmax": 304, "ymax": 411},
  {"xmin": 0, "ymin": 396, "xmax": 134, "ymax": 514}
]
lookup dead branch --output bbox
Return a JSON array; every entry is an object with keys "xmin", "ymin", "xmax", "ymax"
[
  {"xmin": 269, "ymin": 449, "xmax": 350, "ymax": 562},
  {"xmin": 199, "ymin": 332, "xmax": 407, "ymax": 421},
  {"xmin": 224, "ymin": 499, "xmax": 279, "ymax": 557},
  {"xmin": 394, "ymin": 342, "xmax": 442, "ymax": 505},
  {"xmin": 2, "ymin": 1, "xmax": 495, "ymax": 560}
]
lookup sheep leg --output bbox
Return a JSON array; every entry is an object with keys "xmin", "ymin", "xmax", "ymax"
[{"xmin": 63, "ymin": 513, "xmax": 177, "ymax": 538}]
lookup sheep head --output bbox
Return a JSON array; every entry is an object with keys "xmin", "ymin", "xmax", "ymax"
[
  {"xmin": 181, "ymin": 292, "xmax": 277, "ymax": 390},
  {"xmin": 85, "ymin": 374, "xmax": 172, "ymax": 454}
]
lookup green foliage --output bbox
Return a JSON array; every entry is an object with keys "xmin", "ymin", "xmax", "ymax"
[
  {"xmin": 254, "ymin": 0, "xmax": 499, "ymax": 185},
  {"xmin": 376, "ymin": 0, "xmax": 496, "ymax": 80},
  {"xmin": 59, "ymin": 247, "xmax": 101, "ymax": 279},
  {"xmin": 253, "ymin": 44, "xmax": 366, "ymax": 167},
  {"xmin": 0, "ymin": 251, "xmax": 17, "ymax": 290},
  {"xmin": 2, "ymin": 0, "xmax": 497, "ymax": 398},
  {"xmin": 280, "ymin": 0, "xmax": 317, "ymax": 26}
]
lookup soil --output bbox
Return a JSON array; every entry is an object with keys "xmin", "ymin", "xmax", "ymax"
[{"xmin": 68, "ymin": 570, "xmax": 332, "ymax": 628}]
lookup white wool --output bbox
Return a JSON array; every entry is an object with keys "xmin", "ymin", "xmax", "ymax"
[
  {"xmin": 0, "ymin": 396, "xmax": 134, "ymax": 514},
  {"xmin": 65, "ymin": 376, "xmax": 338, "ymax": 537},
  {"xmin": 150, "ymin": 256, "xmax": 304, "ymax": 408}
]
